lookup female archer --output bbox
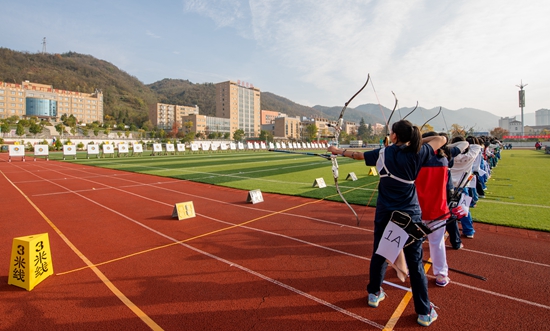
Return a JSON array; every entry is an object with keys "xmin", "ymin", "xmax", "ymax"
[{"xmin": 328, "ymin": 119, "xmax": 446, "ymax": 327}]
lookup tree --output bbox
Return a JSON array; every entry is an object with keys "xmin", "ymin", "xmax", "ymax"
[
  {"xmin": 0, "ymin": 122, "xmax": 10, "ymax": 136},
  {"xmin": 16, "ymin": 123, "xmax": 25, "ymax": 137},
  {"xmin": 490, "ymin": 127, "xmax": 508, "ymax": 140},
  {"xmin": 421, "ymin": 123, "xmax": 434, "ymax": 134},
  {"xmin": 450, "ymin": 124, "xmax": 465, "ymax": 137},
  {"xmin": 169, "ymin": 122, "xmax": 179, "ymax": 138},
  {"xmin": 259, "ymin": 130, "xmax": 273, "ymax": 142},
  {"xmin": 142, "ymin": 120, "xmax": 154, "ymax": 131},
  {"xmin": 304, "ymin": 124, "xmax": 318, "ymax": 142},
  {"xmin": 233, "ymin": 129, "xmax": 245, "ymax": 142},
  {"xmin": 29, "ymin": 122, "xmax": 43, "ymax": 135},
  {"xmin": 183, "ymin": 120, "xmax": 194, "ymax": 134},
  {"xmin": 158, "ymin": 129, "xmax": 166, "ymax": 139},
  {"xmin": 357, "ymin": 118, "xmax": 369, "ymax": 140}
]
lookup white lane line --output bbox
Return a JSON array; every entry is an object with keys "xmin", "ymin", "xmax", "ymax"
[
  {"xmin": 22, "ymin": 162, "xmax": 550, "ymax": 310},
  {"xmin": 12, "ymin": 163, "xmax": 385, "ymax": 329}
]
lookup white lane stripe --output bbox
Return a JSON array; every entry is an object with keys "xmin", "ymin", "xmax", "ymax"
[
  {"xmin": 12, "ymin": 164, "xmax": 385, "ymax": 329},
  {"xmin": 23, "ymin": 162, "xmax": 550, "ymax": 311}
]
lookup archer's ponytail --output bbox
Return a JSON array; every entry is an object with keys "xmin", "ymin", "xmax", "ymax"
[
  {"xmin": 409, "ymin": 125, "xmax": 422, "ymax": 153},
  {"xmin": 392, "ymin": 120, "xmax": 422, "ymax": 153}
]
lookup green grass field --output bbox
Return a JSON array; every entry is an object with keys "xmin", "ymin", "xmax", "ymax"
[{"xmin": 50, "ymin": 148, "xmax": 549, "ymax": 232}]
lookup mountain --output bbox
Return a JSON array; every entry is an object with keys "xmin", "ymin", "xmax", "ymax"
[
  {"xmin": 0, "ymin": 48, "xmax": 321, "ymax": 125},
  {"xmin": 314, "ymin": 104, "xmax": 504, "ymax": 132},
  {"xmin": 0, "ymin": 47, "xmax": 540, "ymax": 130},
  {"xmin": 0, "ymin": 48, "xmax": 157, "ymax": 126}
]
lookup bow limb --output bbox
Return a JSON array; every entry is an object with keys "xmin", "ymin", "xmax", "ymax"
[
  {"xmin": 331, "ymin": 154, "xmax": 360, "ymax": 225},
  {"xmin": 333, "ymin": 74, "xmax": 370, "ymax": 143},
  {"xmin": 402, "ymin": 101, "xmax": 418, "ymax": 120},
  {"xmin": 383, "ymin": 91, "xmax": 399, "ymax": 146},
  {"xmin": 330, "ymin": 75, "xmax": 370, "ymax": 226},
  {"xmin": 420, "ymin": 106, "xmax": 442, "ymax": 131}
]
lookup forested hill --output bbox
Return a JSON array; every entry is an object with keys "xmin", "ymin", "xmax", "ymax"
[
  {"xmin": 0, "ymin": 48, "xmax": 157, "ymax": 126},
  {"xmin": 0, "ymin": 48, "xmax": 322, "ymax": 127}
]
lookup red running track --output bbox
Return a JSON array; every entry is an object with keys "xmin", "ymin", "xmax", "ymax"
[{"xmin": 0, "ymin": 154, "xmax": 549, "ymax": 330}]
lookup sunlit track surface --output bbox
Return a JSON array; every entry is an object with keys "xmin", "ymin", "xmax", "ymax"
[{"xmin": 1, "ymin": 156, "xmax": 549, "ymax": 330}]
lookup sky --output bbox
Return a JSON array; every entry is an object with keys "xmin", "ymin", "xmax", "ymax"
[{"xmin": 1, "ymin": 0, "xmax": 549, "ymax": 119}]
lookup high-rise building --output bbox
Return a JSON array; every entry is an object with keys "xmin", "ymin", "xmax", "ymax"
[
  {"xmin": 215, "ymin": 81, "xmax": 261, "ymax": 138},
  {"xmin": 535, "ymin": 109, "xmax": 550, "ymax": 126},
  {"xmin": 0, "ymin": 80, "xmax": 103, "ymax": 123}
]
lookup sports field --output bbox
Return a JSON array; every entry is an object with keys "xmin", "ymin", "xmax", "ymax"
[
  {"xmin": 53, "ymin": 147, "xmax": 549, "ymax": 232},
  {"xmin": 1, "ymin": 149, "xmax": 549, "ymax": 330}
]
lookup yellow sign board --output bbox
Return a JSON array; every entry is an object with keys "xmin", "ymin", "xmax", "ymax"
[
  {"xmin": 368, "ymin": 167, "xmax": 378, "ymax": 176},
  {"xmin": 172, "ymin": 201, "xmax": 196, "ymax": 220},
  {"xmin": 8, "ymin": 233, "xmax": 54, "ymax": 291}
]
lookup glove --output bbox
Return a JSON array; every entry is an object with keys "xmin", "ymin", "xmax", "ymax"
[{"xmin": 451, "ymin": 206, "xmax": 468, "ymax": 219}]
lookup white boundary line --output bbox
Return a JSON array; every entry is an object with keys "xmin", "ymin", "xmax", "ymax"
[
  {"xmin": 10, "ymin": 163, "xmax": 385, "ymax": 329},
  {"xmin": 13, "ymin": 162, "xmax": 550, "ymax": 312}
]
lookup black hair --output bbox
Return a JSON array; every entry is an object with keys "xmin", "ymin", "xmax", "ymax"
[{"xmin": 392, "ymin": 120, "xmax": 422, "ymax": 153}]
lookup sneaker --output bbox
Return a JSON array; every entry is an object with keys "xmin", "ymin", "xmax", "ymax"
[
  {"xmin": 453, "ymin": 243, "xmax": 464, "ymax": 250},
  {"xmin": 368, "ymin": 290, "xmax": 386, "ymax": 308},
  {"xmin": 465, "ymin": 234, "xmax": 474, "ymax": 239},
  {"xmin": 435, "ymin": 274, "xmax": 450, "ymax": 287},
  {"xmin": 417, "ymin": 303, "xmax": 438, "ymax": 327}
]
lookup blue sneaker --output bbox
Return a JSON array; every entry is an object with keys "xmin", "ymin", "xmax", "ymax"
[
  {"xmin": 368, "ymin": 290, "xmax": 386, "ymax": 307},
  {"xmin": 417, "ymin": 303, "xmax": 438, "ymax": 327}
]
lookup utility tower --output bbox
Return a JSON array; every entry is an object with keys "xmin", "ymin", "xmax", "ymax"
[
  {"xmin": 516, "ymin": 80, "xmax": 527, "ymax": 138},
  {"xmin": 42, "ymin": 37, "xmax": 47, "ymax": 54}
]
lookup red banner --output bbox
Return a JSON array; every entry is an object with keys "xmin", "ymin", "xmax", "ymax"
[{"xmin": 502, "ymin": 135, "xmax": 550, "ymax": 139}]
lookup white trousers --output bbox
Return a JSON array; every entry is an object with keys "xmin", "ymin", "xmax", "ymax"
[{"xmin": 425, "ymin": 220, "xmax": 449, "ymax": 277}]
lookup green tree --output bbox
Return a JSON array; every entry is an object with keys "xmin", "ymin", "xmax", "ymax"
[
  {"xmin": 142, "ymin": 120, "xmax": 154, "ymax": 131},
  {"xmin": 259, "ymin": 130, "xmax": 274, "ymax": 143},
  {"xmin": 159, "ymin": 129, "xmax": 166, "ymax": 139},
  {"xmin": 182, "ymin": 131, "xmax": 195, "ymax": 143},
  {"xmin": 55, "ymin": 123, "xmax": 66, "ymax": 136},
  {"xmin": 16, "ymin": 123, "xmax": 25, "ymax": 136},
  {"xmin": 304, "ymin": 124, "xmax": 318, "ymax": 142},
  {"xmin": 54, "ymin": 138, "xmax": 63, "ymax": 150},
  {"xmin": 233, "ymin": 129, "xmax": 245, "ymax": 142},
  {"xmin": 0, "ymin": 122, "xmax": 10, "ymax": 136},
  {"xmin": 29, "ymin": 122, "xmax": 43, "ymax": 135}
]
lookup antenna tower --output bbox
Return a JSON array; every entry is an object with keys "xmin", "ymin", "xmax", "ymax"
[{"xmin": 42, "ymin": 37, "xmax": 47, "ymax": 54}]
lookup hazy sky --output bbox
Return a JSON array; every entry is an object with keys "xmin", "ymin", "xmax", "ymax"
[{"xmin": 1, "ymin": 0, "xmax": 548, "ymax": 118}]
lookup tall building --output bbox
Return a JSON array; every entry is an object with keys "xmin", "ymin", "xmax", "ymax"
[
  {"xmin": 0, "ymin": 80, "xmax": 103, "ymax": 123},
  {"xmin": 149, "ymin": 103, "xmax": 199, "ymax": 130},
  {"xmin": 215, "ymin": 81, "xmax": 261, "ymax": 138},
  {"xmin": 535, "ymin": 109, "xmax": 550, "ymax": 126}
]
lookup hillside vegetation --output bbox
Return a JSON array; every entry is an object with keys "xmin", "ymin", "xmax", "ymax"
[{"xmin": 0, "ymin": 48, "xmax": 320, "ymax": 127}]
